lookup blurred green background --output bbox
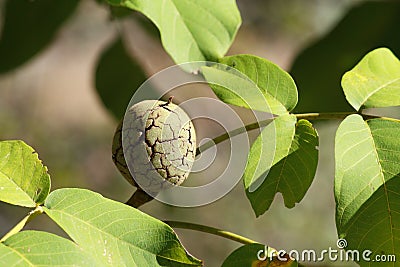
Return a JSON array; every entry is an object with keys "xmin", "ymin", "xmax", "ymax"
[{"xmin": 1, "ymin": 0, "xmax": 399, "ymax": 266}]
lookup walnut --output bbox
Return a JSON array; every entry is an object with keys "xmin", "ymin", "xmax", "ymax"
[{"xmin": 112, "ymin": 98, "xmax": 196, "ymax": 195}]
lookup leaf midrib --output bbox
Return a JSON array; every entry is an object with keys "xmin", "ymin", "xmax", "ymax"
[
  {"xmin": 338, "ymin": 120, "xmax": 395, "ymax": 254},
  {"xmin": 365, "ymin": 121, "xmax": 395, "ymax": 255},
  {"xmin": 360, "ymin": 76, "xmax": 400, "ymax": 109},
  {"xmin": 151, "ymin": 0, "xmax": 223, "ymax": 60},
  {"xmin": 1, "ymin": 243, "xmax": 34, "ymax": 267},
  {"xmin": 0, "ymin": 171, "xmax": 35, "ymax": 206}
]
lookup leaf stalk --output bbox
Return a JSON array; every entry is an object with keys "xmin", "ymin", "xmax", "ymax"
[
  {"xmin": 196, "ymin": 111, "xmax": 380, "ymax": 156},
  {"xmin": 164, "ymin": 220, "xmax": 258, "ymax": 245}
]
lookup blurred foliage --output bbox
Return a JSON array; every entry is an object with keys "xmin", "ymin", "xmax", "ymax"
[
  {"xmin": 95, "ymin": 37, "xmax": 147, "ymax": 119},
  {"xmin": 291, "ymin": 1, "xmax": 400, "ymax": 112},
  {"xmin": 0, "ymin": 0, "xmax": 79, "ymax": 73}
]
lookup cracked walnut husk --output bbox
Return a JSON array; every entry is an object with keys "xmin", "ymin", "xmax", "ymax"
[{"xmin": 112, "ymin": 99, "xmax": 196, "ymax": 195}]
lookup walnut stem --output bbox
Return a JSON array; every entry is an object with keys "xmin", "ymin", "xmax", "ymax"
[{"xmin": 125, "ymin": 189, "xmax": 154, "ymax": 208}]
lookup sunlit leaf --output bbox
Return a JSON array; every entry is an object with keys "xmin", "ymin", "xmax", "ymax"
[
  {"xmin": 0, "ymin": 207, "xmax": 42, "ymax": 242},
  {"xmin": 201, "ymin": 62, "xmax": 286, "ymax": 115},
  {"xmin": 342, "ymin": 48, "xmax": 400, "ymax": 111},
  {"xmin": 0, "ymin": 141, "xmax": 50, "ymax": 207},
  {"xmin": 107, "ymin": 0, "xmax": 241, "ymax": 65},
  {"xmin": 335, "ymin": 114, "xmax": 400, "ymax": 265},
  {"xmin": 0, "ymin": 214, "xmax": 30, "ymax": 242},
  {"xmin": 0, "ymin": 231, "xmax": 96, "ymax": 266},
  {"xmin": 219, "ymin": 55, "xmax": 298, "ymax": 112},
  {"xmin": 244, "ymin": 115, "xmax": 318, "ymax": 217},
  {"xmin": 44, "ymin": 188, "xmax": 202, "ymax": 266}
]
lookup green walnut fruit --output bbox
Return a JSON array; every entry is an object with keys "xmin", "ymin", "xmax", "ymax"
[{"xmin": 112, "ymin": 98, "xmax": 196, "ymax": 195}]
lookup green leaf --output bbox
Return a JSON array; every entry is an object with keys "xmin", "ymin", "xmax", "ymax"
[
  {"xmin": 342, "ymin": 48, "xmax": 400, "ymax": 111},
  {"xmin": 95, "ymin": 37, "xmax": 148, "ymax": 119},
  {"xmin": 0, "ymin": 140, "xmax": 50, "ymax": 207},
  {"xmin": 0, "ymin": 207, "xmax": 42, "ymax": 242},
  {"xmin": 0, "ymin": 230, "xmax": 97, "ymax": 266},
  {"xmin": 221, "ymin": 244, "xmax": 298, "ymax": 267},
  {"xmin": 201, "ymin": 62, "xmax": 286, "ymax": 115},
  {"xmin": 291, "ymin": 1, "xmax": 400, "ymax": 112},
  {"xmin": 0, "ymin": 0, "xmax": 79, "ymax": 73},
  {"xmin": 219, "ymin": 55, "xmax": 298, "ymax": 112},
  {"xmin": 108, "ymin": 0, "xmax": 241, "ymax": 64},
  {"xmin": 0, "ymin": 214, "xmax": 30, "ymax": 242},
  {"xmin": 244, "ymin": 115, "xmax": 319, "ymax": 217},
  {"xmin": 335, "ymin": 114, "xmax": 400, "ymax": 265},
  {"xmin": 44, "ymin": 188, "xmax": 202, "ymax": 266}
]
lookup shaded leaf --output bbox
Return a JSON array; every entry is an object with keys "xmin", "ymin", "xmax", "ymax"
[
  {"xmin": 107, "ymin": 0, "xmax": 241, "ymax": 65},
  {"xmin": 342, "ymin": 48, "xmax": 400, "ymax": 111},
  {"xmin": 109, "ymin": 5, "xmax": 135, "ymax": 19},
  {"xmin": 244, "ymin": 115, "xmax": 318, "ymax": 217},
  {"xmin": 244, "ymin": 114, "xmax": 296, "ymax": 195},
  {"xmin": 44, "ymin": 188, "xmax": 202, "ymax": 266},
  {"xmin": 219, "ymin": 55, "xmax": 298, "ymax": 112},
  {"xmin": 0, "ymin": 0, "xmax": 79, "ymax": 73},
  {"xmin": 95, "ymin": 37, "xmax": 147, "ymax": 119},
  {"xmin": 0, "ymin": 230, "xmax": 96, "ymax": 266},
  {"xmin": 335, "ymin": 114, "xmax": 400, "ymax": 265},
  {"xmin": 0, "ymin": 140, "xmax": 50, "ymax": 207},
  {"xmin": 222, "ymin": 244, "xmax": 298, "ymax": 267},
  {"xmin": 291, "ymin": 1, "xmax": 400, "ymax": 112}
]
